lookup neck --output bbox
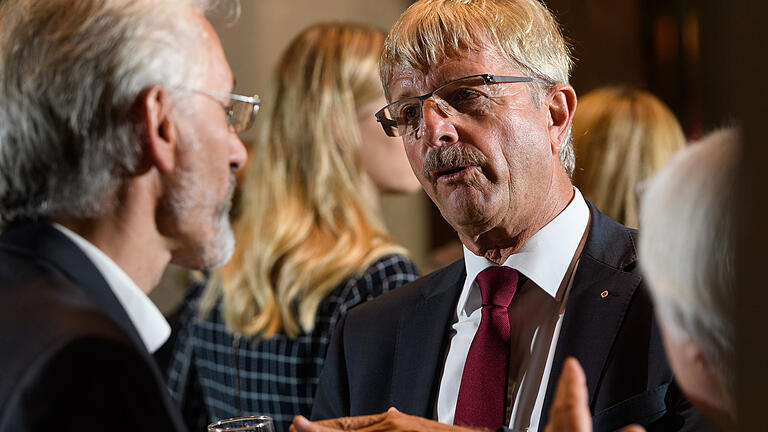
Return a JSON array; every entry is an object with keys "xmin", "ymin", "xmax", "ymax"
[
  {"xmin": 54, "ymin": 179, "xmax": 170, "ymax": 294},
  {"xmin": 460, "ymin": 179, "xmax": 574, "ymax": 265},
  {"xmin": 695, "ymin": 391, "xmax": 736, "ymax": 432}
]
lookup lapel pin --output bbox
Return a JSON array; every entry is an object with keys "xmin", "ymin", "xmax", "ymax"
[{"xmin": 600, "ymin": 290, "xmax": 609, "ymax": 298}]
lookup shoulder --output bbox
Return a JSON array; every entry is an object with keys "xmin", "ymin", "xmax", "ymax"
[
  {"xmin": 325, "ymin": 254, "xmax": 420, "ymax": 309},
  {"xmin": 0, "ymin": 330, "xmax": 177, "ymax": 431},
  {"xmin": 341, "ymin": 258, "xmax": 464, "ymax": 328},
  {"xmin": 356, "ymin": 253, "xmax": 421, "ymax": 290},
  {"xmin": 582, "ymin": 200, "xmax": 640, "ymax": 272},
  {"xmin": 0, "ymin": 299, "xmax": 143, "ymax": 413}
]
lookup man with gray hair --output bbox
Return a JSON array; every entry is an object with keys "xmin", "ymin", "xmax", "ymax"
[
  {"xmin": 637, "ymin": 128, "xmax": 736, "ymax": 430},
  {"xmin": 541, "ymin": 129, "xmax": 738, "ymax": 432},
  {"xmin": 302, "ymin": 0, "xmax": 704, "ymax": 431},
  {"xmin": 0, "ymin": 0, "xmax": 257, "ymax": 430}
]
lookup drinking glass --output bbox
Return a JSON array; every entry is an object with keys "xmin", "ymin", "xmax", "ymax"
[{"xmin": 207, "ymin": 415, "xmax": 275, "ymax": 432}]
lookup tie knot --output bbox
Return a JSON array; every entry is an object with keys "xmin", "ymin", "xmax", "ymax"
[{"xmin": 475, "ymin": 266, "xmax": 518, "ymax": 308}]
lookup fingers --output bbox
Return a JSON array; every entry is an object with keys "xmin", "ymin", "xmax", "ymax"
[
  {"xmin": 619, "ymin": 426, "xmax": 647, "ymax": 432},
  {"xmin": 546, "ymin": 357, "xmax": 592, "ymax": 432},
  {"xmin": 339, "ymin": 412, "xmax": 389, "ymax": 429},
  {"xmin": 290, "ymin": 411, "xmax": 390, "ymax": 432},
  {"xmin": 559, "ymin": 357, "xmax": 588, "ymax": 402},
  {"xmin": 291, "ymin": 415, "xmax": 337, "ymax": 432}
]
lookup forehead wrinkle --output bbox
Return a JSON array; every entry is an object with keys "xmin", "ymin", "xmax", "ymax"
[
  {"xmin": 428, "ymin": 51, "xmax": 513, "ymax": 87},
  {"xmin": 388, "ymin": 70, "xmax": 421, "ymax": 100},
  {"xmin": 390, "ymin": 63, "xmax": 466, "ymax": 101}
]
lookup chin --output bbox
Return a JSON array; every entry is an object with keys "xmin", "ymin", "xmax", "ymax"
[
  {"xmin": 173, "ymin": 219, "xmax": 235, "ymax": 270},
  {"xmin": 201, "ymin": 221, "xmax": 236, "ymax": 269}
]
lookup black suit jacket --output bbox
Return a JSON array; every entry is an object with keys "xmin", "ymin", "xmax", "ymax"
[
  {"xmin": 312, "ymin": 203, "xmax": 707, "ymax": 431},
  {"xmin": 0, "ymin": 220, "xmax": 186, "ymax": 431}
]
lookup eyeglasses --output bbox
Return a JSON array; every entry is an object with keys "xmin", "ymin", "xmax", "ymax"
[
  {"xmin": 181, "ymin": 88, "xmax": 260, "ymax": 133},
  {"xmin": 375, "ymin": 74, "xmax": 543, "ymax": 137}
]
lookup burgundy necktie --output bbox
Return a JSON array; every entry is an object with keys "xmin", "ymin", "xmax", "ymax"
[{"xmin": 454, "ymin": 266, "xmax": 519, "ymax": 430}]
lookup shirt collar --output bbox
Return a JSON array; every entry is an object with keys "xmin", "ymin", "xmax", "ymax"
[
  {"xmin": 459, "ymin": 187, "xmax": 590, "ymax": 316},
  {"xmin": 53, "ymin": 223, "xmax": 171, "ymax": 353}
]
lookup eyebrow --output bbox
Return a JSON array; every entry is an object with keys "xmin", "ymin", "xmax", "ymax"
[
  {"xmin": 391, "ymin": 71, "xmax": 472, "ymax": 101},
  {"xmin": 389, "ymin": 77, "xmax": 422, "ymax": 101}
]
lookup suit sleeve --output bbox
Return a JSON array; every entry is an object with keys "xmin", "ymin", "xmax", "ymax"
[
  {"xmin": 0, "ymin": 336, "xmax": 183, "ymax": 432},
  {"xmin": 644, "ymin": 380, "xmax": 720, "ymax": 432},
  {"xmin": 311, "ymin": 313, "xmax": 351, "ymax": 420}
]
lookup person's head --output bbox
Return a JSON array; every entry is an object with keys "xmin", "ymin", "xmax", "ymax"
[
  {"xmin": 639, "ymin": 129, "xmax": 737, "ymax": 428},
  {"xmin": 0, "ymin": 0, "xmax": 250, "ymax": 269},
  {"xmin": 211, "ymin": 22, "xmax": 409, "ymax": 338},
  {"xmin": 261, "ymin": 22, "xmax": 418, "ymax": 198},
  {"xmin": 377, "ymin": 0, "xmax": 577, "ymax": 253},
  {"xmin": 573, "ymin": 87, "xmax": 686, "ymax": 228}
]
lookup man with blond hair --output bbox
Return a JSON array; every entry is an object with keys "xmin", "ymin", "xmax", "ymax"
[
  {"xmin": 0, "ymin": 0, "xmax": 257, "ymax": 430},
  {"xmin": 301, "ymin": 1, "xmax": 704, "ymax": 431}
]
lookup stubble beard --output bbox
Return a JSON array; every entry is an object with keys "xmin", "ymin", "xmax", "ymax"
[{"xmin": 164, "ymin": 167, "xmax": 237, "ymax": 270}]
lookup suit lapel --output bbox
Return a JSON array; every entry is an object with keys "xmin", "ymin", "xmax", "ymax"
[
  {"xmin": 0, "ymin": 220, "xmax": 187, "ymax": 431},
  {"xmin": 389, "ymin": 260, "xmax": 466, "ymax": 418},
  {"xmin": 0, "ymin": 220, "xmax": 146, "ymax": 355},
  {"xmin": 539, "ymin": 203, "xmax": 642, "ymax": 427}
]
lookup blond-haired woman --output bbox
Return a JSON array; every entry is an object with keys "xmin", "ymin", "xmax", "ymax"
[
  {"xmin": 166, "ymin": 22, "xmax": 421, "ymax": 432},
  {"xmin": 572, "ymin": 87, "xmax": 686, "ymax": 228}
]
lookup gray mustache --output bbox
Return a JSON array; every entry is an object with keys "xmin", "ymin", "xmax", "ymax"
[{"xmin": 424, "ymin": 145, "xmax": 487, "ymax": 182}]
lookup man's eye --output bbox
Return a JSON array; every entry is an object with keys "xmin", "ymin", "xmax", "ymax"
[
  {"xmin": 397, "ymin": 104, "xmax": 420, "ymax": 124},
  {"xmin": 444, "ymin": 87, "xmax": 483, "ymax": 106}
]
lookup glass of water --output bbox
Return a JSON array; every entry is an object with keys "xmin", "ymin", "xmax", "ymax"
[{"xmin": 207, "ymin": 416, "xmax": 275, "ymax": 432}]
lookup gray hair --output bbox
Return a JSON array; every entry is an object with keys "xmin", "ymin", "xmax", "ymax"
[
  {"xmin": 0, "ymin": 0, "xmax": 218, "ymax": 226},
  {"xmin": 379, "ymin": 0, "xmax": 575, "ymax": 175},
  {"xmin": 638, "ymin": 128, "xmax": 738, "ymax": 401}
]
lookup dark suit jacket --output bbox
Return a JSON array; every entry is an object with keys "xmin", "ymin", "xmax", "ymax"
[
  {"xmin": 0, "ymin": 220, "xmax": 186, "ymax": 432},
  {"xmin": 312, "ymin": 203, "xmax": 708, "ymax": 431}
]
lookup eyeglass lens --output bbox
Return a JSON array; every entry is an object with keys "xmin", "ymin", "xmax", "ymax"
[
  {"xmin": 227, "ymin": 100, "xmax": 259, "ymax": 133},
  {"xmin": 380, "ymin": 75, "xmax": 492, "ymax": 137}
]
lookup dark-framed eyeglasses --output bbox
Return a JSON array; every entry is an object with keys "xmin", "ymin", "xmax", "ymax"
[
  {"xmin": 375, "ymin": 73, "xmax": 544, "ymax": 138},
  {"xmin": 181, "ymin": 88, "xmax": 260, "ymax": 133}
]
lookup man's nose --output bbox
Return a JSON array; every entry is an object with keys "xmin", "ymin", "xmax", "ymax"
[
  {"xmin": 229, "ymin": 135, "xmax": 248, "ymax": 171},
  {"xmin": 419, "ymin": 98, "xmax": 459, "ymax": 146}
]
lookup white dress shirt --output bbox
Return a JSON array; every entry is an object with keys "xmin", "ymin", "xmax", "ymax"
[
  {"xmin": 436, "ymin": 188, "xmax": 589, "ymax": 432},
  {"xmin": 54, "ymin": 223, "xmax": 171, "ymax": 353}
]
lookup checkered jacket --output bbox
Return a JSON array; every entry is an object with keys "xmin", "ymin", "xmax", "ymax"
[{"xmin": 166, "ymin": 254, "xmax": 419, "ymax": 432}]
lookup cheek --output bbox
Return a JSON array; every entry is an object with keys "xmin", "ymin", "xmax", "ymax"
[{"xmin": 404, "ymin": 141, "xmax": 427, "ymax": 178}]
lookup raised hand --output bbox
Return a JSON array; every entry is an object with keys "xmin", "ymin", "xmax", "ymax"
[{"xmin": 544, "ymin": 357, "xmax": 646, "ymax": 432}]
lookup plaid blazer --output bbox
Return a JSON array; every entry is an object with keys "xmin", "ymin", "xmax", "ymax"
[{"xmin": 166, "ymin": 254, "xmax": 419, "ymax": 432}]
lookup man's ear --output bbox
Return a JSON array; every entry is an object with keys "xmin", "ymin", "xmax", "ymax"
[
  {"xmin": 686, "ymin": 339, "xmax": 720, "ymax": 383},
  {"xmin": 547, "ymin": 83, "xmax": 577, "ymax": 155},
  {"xmin": 141, "ymin": 86, "xmax": 178, "ymax": 173}
]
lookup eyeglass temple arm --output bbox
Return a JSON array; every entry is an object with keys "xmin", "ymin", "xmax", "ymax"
[{"xmin": 486, "ymin": 75, "xmax": 551, "ymax": 86}]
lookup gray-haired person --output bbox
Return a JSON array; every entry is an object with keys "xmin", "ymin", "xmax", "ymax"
[
  {"xmin": 0, "ymin": 0, "xmax": 256, "ymax": 430},
  {"xmin": 638, "ymin": 129, "xmax": 736, "ymax": 430},
  {"xmin": 543, "ymin": 129, "xmax": 738, "ymax": 432}
]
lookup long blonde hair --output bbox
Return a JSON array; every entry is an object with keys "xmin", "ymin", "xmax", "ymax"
[
  {"xmin": 199, "ymin": 22, "xmax": 407, "ymax": 339},
  {"xmin": 572, "ymin": 87, "xmax": 686, "ymax": 228}
]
